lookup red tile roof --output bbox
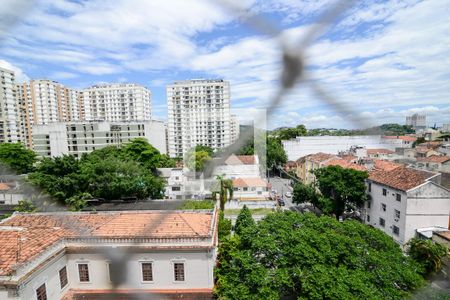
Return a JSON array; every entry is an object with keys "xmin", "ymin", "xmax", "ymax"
[
  {"xmin": 367, "ymin": 148, "xmax": 395, "ymax": 155},
  {"xmin": 373, "ymin": 160, "xmax": 402, "ymax": 171},
  {"xmin": 417, "ymin": 155, "xmax": 450, "ymax": 163},
  {"xmin": 324, "ymin": 159, "xmax": 367, "ymax": 171},
  {"xmin": 0, "ymin": 211, "xmax": 215, "ymax": 276},
  {"xmin": 0, "ymin": 183, "xmax": 10, "ymax": 191},
  {"xmin": 232, "ymin": 177, "xmax": 268, "ymax": 187},
  {"xmin": 224, "ymin": 155, "xmax": 257, "ymax": 165},
  {"xmin": 339, "ymin": 155, "xmax": 358, "ymax": 162},
  {"xmin": 306, "ymin": 152, "xmax": 337, "ymax": 163},
  {"xmin": 383, "ymin": 135, "xmax": 417, "ymax": 142},
  {"xmin": 368, "ymin": 167, "xmax": 436, "ymax": 191}
]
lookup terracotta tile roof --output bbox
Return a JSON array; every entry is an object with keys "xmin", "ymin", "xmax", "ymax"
[
  {"xmin": 224, "ymin": 155, "xmax": 257, "ymax": 165},
  {"xmin": 368, "ymin": 167, "xmax": 436, "ymax": 191},
  {"xmin": 415, "ymin": 146, "xmax": 435, "ymax": 154},
  {"xmin": 0, "ymin": 211, "xmax": 215, "ymax": 276},
  {"xmin": 367, "ymin": 148, "xmax": 395, "ymax": 155},
  {"xmin": 373, "ymin": 160, "xmax": 402, "ymax": 171},
  {"xmin": 339, "ymin": 155, "xmax": 358, "ymax": 162},
  {"xmin": 232, "ymin": 177, "xmax": 268, "ymax": 187},
  {"xmin": 417, "ymin": 155, "xmax": 450, "ymax": 163},
  {"xmin": 285, "ymin": 161, "xmax": 297, "ymax": 167},
  {"xmin": 324, "ymin": 159, "xmax": 367, "ymax": 171},
  {"xmin": 383, "ymin": 135, "xmax": 417, "ymax": 142},
  {"xmin": 0, "ymin": 183, "xmax": 10, "ymax": 191},
  {"xmin": 306, "ymin": 152, "xmax": 337, "ymax": 163}
]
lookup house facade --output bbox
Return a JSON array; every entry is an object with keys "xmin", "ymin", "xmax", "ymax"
[
  {"xmin": 0, "ymin": 210, "xmax": 218, "ymax": 299},
  {"xmin": 363, "ymin": 167, "xmax": 450, "ymax": 245},
  {"xmin": 212, "ymin": 154, "xmax": 261, "ymax": 179}
]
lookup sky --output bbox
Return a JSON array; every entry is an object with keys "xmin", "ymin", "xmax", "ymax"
[{"xmin": 0, "ymin": 0, "xmax": 449, "ymax": 129}]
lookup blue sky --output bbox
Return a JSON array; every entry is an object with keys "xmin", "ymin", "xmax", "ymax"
[{"xmin": 0, "ymin": 0, "xmax": 449, "ymax": 129}]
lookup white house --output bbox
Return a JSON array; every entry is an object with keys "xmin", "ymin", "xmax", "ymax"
[
  {"xmin": 224, "ymin": 177, "xmax": 274, "ymax": 209},
  {"xmin": 212, "ymin": 154, "xmax": 261, "ymax": 179},
  {"xmin": 363, "ymin": 167, "xmax": 450, "ymax": 246},
  {"xmin": 0, "ymin": 210, "xmax": 218, "ymax": 299}
]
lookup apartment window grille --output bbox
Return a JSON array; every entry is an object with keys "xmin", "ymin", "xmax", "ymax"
[
  {"xmin": 396, "ymin": 193, "xmax": 401, "ymax": 202},
  {"xmin": 381, "ymin": 203, "xmax": 386, "ymax": 212},
  {"xmin": 367, "ymin": 201, "xmax": 371, "ymax": 209},
  {"xmin": 394, "ymin": 210, "xmax": 400, "ymax": 220},
  {"xmin": 78, "ymin": 264, "xmax": 90, "ymax": 282},
  {"xmin": 59, "ymin": 266, "xmax": 68, "ymax": 289},
  {"xmin": 174, "ymin": 263, "xmax": 185, "ymax": 281},
  {"xmin": 36, "ymin": 283, "xmax": 47, "ymax": 300},
  {"xmin": 141, "ymin": 263, "xmax": 153, "ymax": 282},
  {"xmin": 382, "ymin": 188, "xmax": 387, "ymax": 196},
  {"xmin": 368, "ymin": 182, "xmax": 371, "ymax": 192},
  {"xmin": 392, "ymin": 226, "xmax": 400, "ymax": 235},
  {"xmin": 366, "ymin": 215, "xmax": 370, "ymax": 222},
  {"xmin": 379, "ymin": 218, "xmax": 385, "ymax": 227}
]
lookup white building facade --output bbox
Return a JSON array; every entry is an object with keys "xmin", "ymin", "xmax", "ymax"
[
  {"xmin": 406, "ymin": 113, "xmax": 426, "ymax": 130},
  {"xmin": 363, "ymin": 167, "xmax": 450, "ymax": 245},
  {"xmin": 167, "ymin": 79, "xmax": 232, "ymax": 158},
  {"xmin": 82, "ymin": 83, "xmax": 151, "ymax": 122},
  {"xmin": 0, "ymin": 67, "xmax": 21, "ymax": 143},
  {"xmin": 0, "ymin": 210, "xmax": 218, "ymax": 300},
  {"xmin": 32, "ymin": 120, "xmax": 167, "ymax": 158}
]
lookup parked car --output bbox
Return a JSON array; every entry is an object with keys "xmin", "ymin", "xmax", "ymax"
[
  {"xmin": 285, "ymin": 192, "xmax": 292, "ymax": 198},
  {"xmin": 278, "ymin": 198, "xmax": 285, "ymax": 206}
]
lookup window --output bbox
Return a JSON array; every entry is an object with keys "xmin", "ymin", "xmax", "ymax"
[
  {"xmin": 141, "ymin": 262, "xmax": 153, "ymax": 282},
  {"xmin": 59, "ymin": 266, "xmax": 68, "ymax": 289},
  {"xmin": 396, "ymin": 193, "xmax": 401, "ymax": 202},
  {"xmin": 394, "ymin": 209, "xmax": 400, "ymax": 220},
  {"xmin": 172, "ymin": 186, "xmax": 181, "ymax": 191},
  {"xmin": 243, "ymin": 187, "xmax": 248, "ymax": 191},
  {"xmin": 78, "ymin": 263, "xmax": 90, "ymax": 282},
  {"xmin": 382, "ymin": 188, "xmax": 387, "ymax": 196},
  {"xmin": 366, "ymin": 215, "xmax": 370, "ymax": 222},
  {"xmin": 174, "ymin": 263, "xmax": 185, "ymax": 281},
  {"xmin": 379, "ymin": 218, "xmax": 385, "ymax": 227},
  {"xmin": 368, "ymin": 182, "xmax": 371, "ymax": 192},
  {"xmin": 36, "ymin": 283, "xmax": 47, "ymax": 300},
  {"xmin": 367, "ymin": 201, "xmax": 371, "ymax": 209},
  {"xmin": 381, "ymin": 203, "xmax": 386, "ymax": 212},
  {"xmin": 393, "ymin": 226, "xmax": 400, "ymax": 235}
]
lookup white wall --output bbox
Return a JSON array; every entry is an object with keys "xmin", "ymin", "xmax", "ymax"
[
  {"xmin": 213, "ymin": 164, "xmax": 260, "ymax": 179},
  {"xmin": 144, "ymin": 120, "xmax": 167, "ymax": 155}
]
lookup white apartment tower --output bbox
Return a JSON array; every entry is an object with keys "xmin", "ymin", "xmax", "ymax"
[
  {"xmin": 230, "ymin": 114, "xmax": 240, "ymax": 143},
  {"xmin": 82, "ymin": 83, "xmax": 151, "ymax": 122},
  {"xmin": 406, "ymin": 113, "xmax": 426, "ymax": 130},
  {"xmin": 167, "ymin": 79, "xmax": 232, "ymax": 158},
  {"xmin": 0, "ymin": 67, "xmax": 20, "ymax": 143}
]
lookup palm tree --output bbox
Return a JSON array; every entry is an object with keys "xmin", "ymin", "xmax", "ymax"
[{"xmin": 215, "ymin": 175, "xmax": 234, "ymax": 211}]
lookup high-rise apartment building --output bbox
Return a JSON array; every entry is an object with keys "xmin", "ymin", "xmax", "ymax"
[
  {"xmin": 82, "ymin": 83, "xmax": 151, "ymax": 122},
  {"xmin": 167, "ymin": 79, "xmax": 231, "ymax": 158},
  {"xmin": 0, "ymin": 67, "xmax": 20, "ymax": 143},
  {"xmin": 406, "ymin": 113, "xmax": 426, "ymax": 130},
  {"xmin": 230, "ymin": 114, "xmax": 240, "ymax": 143},
  {"xmin": 15, "ymin": 80, "xmax": 82, "ymax": 147}
]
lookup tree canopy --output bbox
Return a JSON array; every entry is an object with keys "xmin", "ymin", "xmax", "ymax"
[
  {"xmin": 0, "ymin": 143, "xmax": 36, "ymax": 174},
  {"xmin": 313, "ymin": 166, "xmax": 369, "ymax": 219},
  {"xmin": 407, "ymin": 238, "xmax": 449, "ymax": 276},
  {"xmin": 28, "ymin": 139, "xmax": 167, "ymax": 210},
  {"xmin": 234, "ymin": 205, "xmax": 255, "ymax": 235},
  {"xmin": 215, "ymin": 212, "xmax": 424, "ymax": 300},
  {"xmin": 272, "ymin": 124, "xmax": 307, "ymax": 140}
]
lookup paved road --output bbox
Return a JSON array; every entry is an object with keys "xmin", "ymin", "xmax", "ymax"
[{"xmin": 268, "ymin": 176, "xmax": 296, "ymax": 209}]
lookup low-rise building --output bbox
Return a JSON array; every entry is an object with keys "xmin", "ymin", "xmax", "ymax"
[
  {"xmin": 0, "ymin": 210, "xmax": 218, "ymax": 299},
  {"xmin": 0, "ymin": 182, "xmax": 25, "ymax": 205},
  {"xmin": 158, "ymin": 168, "xmax": 185, "ymax": 200},
  {"xmin": 364, "ymin": 167, "xmax": 450, "ymax": 245},
  {"xmin": 32, "ymin": 120, "xmax": 167, "ymax": 158},
  {"xmin": 225, "ymin": 178, "xmax": 273, "ymax": 209},
  {"xmin": 415, "ymin": 156, "xmax": 450, "ymax": 173},
  {"xmin": 212, "ymin": 154, "xmax": 261, "ymax": 179},
  {"xmin": 367, "ymin": 148, "xmax": 395, "ymax": 159},
  {"xmin": 295, "ymin": 153, "xmax": 337, "ymax": 184}
]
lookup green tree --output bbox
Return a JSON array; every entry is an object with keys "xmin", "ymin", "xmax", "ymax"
[
  {"xmin": 215, "ymin": 175, "xmax": 234, "ymax": 211},
  {"xmin": 267, "ymin": 137, "xmax": 287, "ymax": 169},
  {"xmin": 195, "ymin": 145, "xmax": 214, "ymax": 156},
  {"xmin": 14, "ymin": 199, "xmax": 38, "ymax": 213},
  {"xmin": 0, "ymin": 143, "xmax": 36, "ymax": 174},
  {"xmin": 218, "ymin": 210, "xmax": 232, "ymax": 241},
  {"xmin": 180, "ymin": 200, "xmax": 215, "ymax": 210},
  {"xmin": 121, "ymin": 138, "xmax": 175, "ymax": 170},
  {"xmin": 292, "ymin": 182, "xmax": 319, "ymax": 207},
  {"xmin": 234, "ymin": 205, "xmax": 255, "ymax": 235},
  {"xmin": 215, "ymin": 212, "xmax": 424, "ymax": 300},
  {"xmin": 186, "ymin": 149, "xmax": 212, "ymax": 172},
  {"xmin": 313, "ymin": 166, "xmax": 369, "ymax": 219},
  {"xmin": 408, "ymin": 238, "xmax": 449, "ymax": 276},
  {"xmin": 412, "ymin": 137, "xmax": 426, "ymax": 148},
  {"xmin": 275, "ymin": 124, "xmax": 307, "ymax": 140},
  {"xmin": 66, "ymin": 192, "xmax": 92, "ymax": 211}
]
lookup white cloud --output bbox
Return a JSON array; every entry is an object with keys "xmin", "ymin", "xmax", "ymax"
[
  {"xmin": 50, "ymin": 71, "xmax": 78, "ymax": 80},
  {"xmin": 0, "ymin": 59, "xmax": 29, "ymax": 82}
]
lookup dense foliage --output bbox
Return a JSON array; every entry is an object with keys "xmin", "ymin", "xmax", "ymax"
[
  {"xmin": 0, "ymin": 143, "xmax": 37, "ymax": 174},
  {"xmin": 313, "ymin": 166, "xmax": 369, "ymax": 219},
  {"xmin": 293, "ymin": 182, "xmax": 319, "ymax": 207},
  {"xmin": 408, "ymin": 238, "xmax": 449, "ymax": 276},
  {"xmin": 179, "ymin": 200, "xmax": 215, "ymax": 210},
  {"xmin": 28, "ymin": 139, "xmax": 168, "ymax": 209},
  {"xmin": 272, "ymin": 125, "xmax": 307, "ymax": 140},
  {"xmin": 215, "ymin": 212, "xmax": 424, "ymax": 299},
  {"xmin": 214, "ymin": 175, "xmax": 234, "ymax": 211},
  {"xmin": 234, "ymin": 205, "xmax": 255, "ymax": 235},
  {"xmin": 218, "ymin": 210, "xmax": 232, "ymax": 241},
  {"xmin": 185, "ymin": 147, "xmax": 212, "ymax": 172}
]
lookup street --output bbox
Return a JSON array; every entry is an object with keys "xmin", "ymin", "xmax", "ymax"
[{"xmin": 268, "ymin": 176, "xmax": 296, "ymax": 209}]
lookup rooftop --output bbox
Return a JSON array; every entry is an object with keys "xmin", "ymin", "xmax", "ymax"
[
  {"xmin": 382, "ymin": 135, "xmax": 417, "ymax": 142},
  {"xmin": 368, "ymin": 167, "xmax": 436, "ymax": 191},
  {"xmin": 304, "ymin": 152, "xmax": 337, "ymax": 164},
  {"xmin": 367, "ymin": 148, "xmax": 395, "ymax": 155},
  {"xmin": 373, "ymin": 160, "xmax": 402, "ymax": 172},
  {"xmin": 224, "ymin": 154, "xmax": 257, "ymax": 165},
  {"xmin": 324, "ymin": 159, "xmax": 367, "ymax": 171},
  {"xmin": 232, "ymin": 177, "xmax": 268, "ymax": 187},
  {"xmin": 0, "ymin": 210, "xmax": 216, "ymax": 276},
  {"xmin": 417, "ymin": 155, "xmax": 450, "ymax": 163}
]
